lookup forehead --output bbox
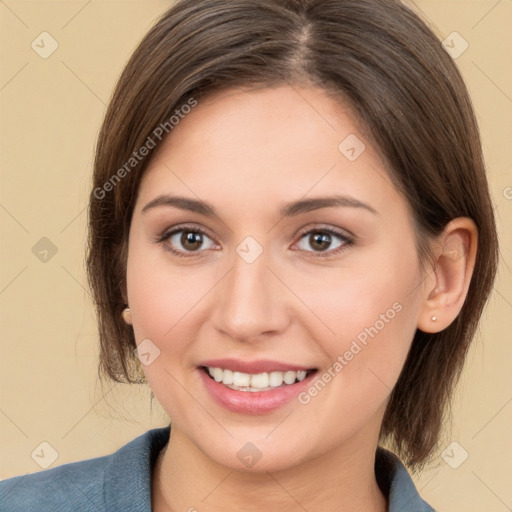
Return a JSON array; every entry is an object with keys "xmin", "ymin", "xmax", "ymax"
[{"xmin": 135, "ymin": 85, "xmax": 402, "ymax": 219}]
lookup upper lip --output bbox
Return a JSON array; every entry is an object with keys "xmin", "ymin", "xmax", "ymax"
[{"xmin": 199, "ymin": 358, "xmax": 316, "ymax": 374}]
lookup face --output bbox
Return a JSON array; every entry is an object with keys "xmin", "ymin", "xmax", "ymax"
[{"xmin": 126, "ymin": 84, "xmax": 428, "ymax": 472}]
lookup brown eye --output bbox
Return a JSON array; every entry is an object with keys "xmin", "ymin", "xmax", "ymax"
[
  {"xmin": 294, "ymin": 227, "xmax": 352, "ymax": 257},
  {"xmin": 160, "ymin": 226, "xmax": 217, "ymax": 256},
  {"xmin": 180, "ymin": 231, "xmax": 204, "ymax": 251},
  {"xmin": 309, "ymin": 232, "xmax": 333, "ymax": 252}
]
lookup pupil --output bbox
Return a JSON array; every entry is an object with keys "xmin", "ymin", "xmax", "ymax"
[
  {"xmin": 182, "ymin": 232, "xmax": 202, "ymax": 250},
  {"xmin": 311, "ymin": 232, "xmax": 330, "ymax": 251}
]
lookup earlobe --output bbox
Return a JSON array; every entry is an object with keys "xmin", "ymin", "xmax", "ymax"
[
  {"xmin": 122, "ymin": 307, "xmax": 133, "ymax": 325},
  {"xmin": 417, "ymin": 217, "xmax": 478, "ymax": 333}
]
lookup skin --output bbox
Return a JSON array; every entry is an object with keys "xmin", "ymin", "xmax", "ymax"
[{"xmin": 123, "ymin": 84, "xmax": 477, "ymax": 511}]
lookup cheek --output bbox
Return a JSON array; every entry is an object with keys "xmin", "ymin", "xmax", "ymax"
[
  {"xmin": 295, "ymin": 238, "xmax": 422, "ymax": 400},
  {"xmin": 127, "ymin": 229, "xmax": 185, "ymax": 329},
  {"xmin": 125, "ymin": 240, "xmax": 206, "ymax": 409},
  {"xmin": 126, "ymin": 236, "xmax": 218, "ymax": 361},
  {"xmin": 287, "ymin": 244, "xmax": 422, "ymax": 353}
]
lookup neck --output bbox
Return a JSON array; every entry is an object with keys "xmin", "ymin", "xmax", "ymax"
[{"xmin": 152, "ymin": 427, "xmax": 388, "ymax": 512}]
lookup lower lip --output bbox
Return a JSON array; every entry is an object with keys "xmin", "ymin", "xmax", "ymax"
[{"xmin": 198, "ymin": 368, "xmax": 317, "ymax": 415}]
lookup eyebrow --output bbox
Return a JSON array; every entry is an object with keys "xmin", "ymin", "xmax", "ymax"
[{"xmin": 141, "ymin": 194, "xmax": 378, "ymax": 218}]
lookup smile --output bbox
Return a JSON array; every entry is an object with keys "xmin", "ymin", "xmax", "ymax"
[
  {"xmin": 197, "ymin": 362, "xmax": 319, "ymax": 414},
  {"xmin": 202, "ymin": 366, "xmax": 314, "ymax": 391}
]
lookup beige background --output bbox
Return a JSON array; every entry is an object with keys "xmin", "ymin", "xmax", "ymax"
[{"xmin": 1, "ymin": 1, "xmax": 511, "ymax": 510}]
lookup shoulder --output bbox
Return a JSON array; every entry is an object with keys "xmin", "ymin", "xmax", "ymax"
[
  {"xmin": 376, "ymin": 447, "xmax": 437, "ymax": 512},
  {"xmin": 0, "ymin": 454, "xmax": 109, "ymax": 512},
  {"xmin": 0, "ymin": 426, "xmax": 171, "ymax": 512}
]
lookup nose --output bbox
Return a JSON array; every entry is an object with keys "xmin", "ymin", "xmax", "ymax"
[{"xmin": 211, "ymin": 248, "xmax": 291, "ymax": 343}]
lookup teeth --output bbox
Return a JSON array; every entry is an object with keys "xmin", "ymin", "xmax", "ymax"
[
  {"xmin": 283, "ymin": 371, "xmax": 296, "ymax": 384},
  {"xmin": 268, "ymin": 372, "xmax": 283, "ymax": 387},
  {"xmin": 205, "ymin": 366, "xmax": 311, "ymax": 391},
  {"xmin": 296, "ymin": 370, "xmax": 307, "ymax": 381},
  {"xmin": 233, "ymin": 371, "xmax": 251, "ymax": 387},
  {"xmin": 222, "ymin": 369, "xmax": 234, "ymax": 385},
  {"xmin": 249, "ymin": 372, "xmax": 269, "ymax": 388}
]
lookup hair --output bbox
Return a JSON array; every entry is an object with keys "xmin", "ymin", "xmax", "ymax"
[{"xmin": 86, "ymin": 0, "xmax": 499, "ymax": 470}]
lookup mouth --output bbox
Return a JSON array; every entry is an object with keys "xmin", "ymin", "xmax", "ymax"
[
  {"xmin": 200, "ymin": 365, "xmax": 318, "ymax": 392},
  {"xmin": 197, "ymin": 358, "xmax": 320, "ymax": 414}
]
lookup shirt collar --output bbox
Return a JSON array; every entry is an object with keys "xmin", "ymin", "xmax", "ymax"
[
  {"xmin": 103, "ymin": 425, "xmax": 169, "ymax": 511},
  {"xmin": 376, "ymin": 446, "xmax": 436, "ymax": 511}
]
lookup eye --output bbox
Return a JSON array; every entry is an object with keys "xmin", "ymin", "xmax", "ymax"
[
  {"xmin": 294, "ymin": 227, "xmax": 353, "ymax": 256},
  {"xmin": 158, "ymin": 225, "xmax": 217, "ymax": 257},
  {"xmin": 156, "ymin": 224, "xmax": 353, "ymax": 259}
]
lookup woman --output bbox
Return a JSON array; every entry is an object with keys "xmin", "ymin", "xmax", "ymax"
[{"xmin": 0, "ymin": 0, "xmax": 498, "ymax": 510}]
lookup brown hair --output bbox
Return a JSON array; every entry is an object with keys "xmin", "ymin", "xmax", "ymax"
[{"xmin": 86, "ymin": 0, "xmax": 499, "ymax": 470}]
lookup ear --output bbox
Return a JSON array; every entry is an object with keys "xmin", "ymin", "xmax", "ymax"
[{"xmin": 417, "ymin": 217, "xmax": 478, "ymax": 333}]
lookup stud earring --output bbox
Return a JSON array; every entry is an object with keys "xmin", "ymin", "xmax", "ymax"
[
  {"xmin": 431, "ymin": 315, "xmax": 437, "ymax": 321},
  {"xmin": 122, "ymin": 307, "xmax": 132, "ymax": 324}
]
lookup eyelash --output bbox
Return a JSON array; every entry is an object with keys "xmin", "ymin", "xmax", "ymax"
[{"xmin": 155, "ymin": 223, "xmax": 354, "ymax": 259}]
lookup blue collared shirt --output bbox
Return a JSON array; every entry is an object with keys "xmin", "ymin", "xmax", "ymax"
[{"xmin": 0, "ymin": 426, "xmax": 435, "ymax": 511}]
